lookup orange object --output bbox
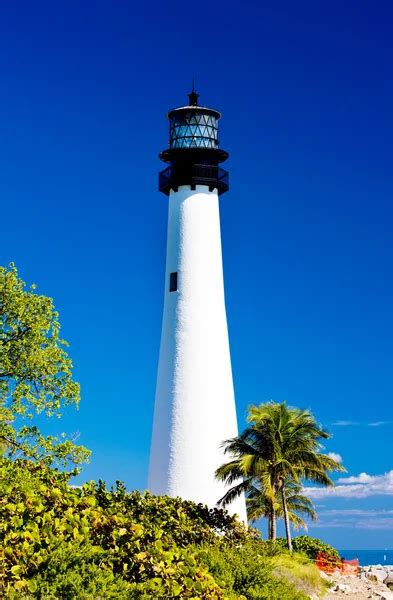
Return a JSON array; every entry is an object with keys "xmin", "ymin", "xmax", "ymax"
[
  {"xmin": 316, "ymin": 553, "xmax": 359, "ymax": 576},
  {"xmin": 316, "ymin": 552, "xmax": 341, "ymax": 574},
  {"xmin": 341, "ymin": 559, "xmax": 359, "ymax": 575}
]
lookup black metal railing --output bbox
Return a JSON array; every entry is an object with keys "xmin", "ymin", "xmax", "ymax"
[{"xmin": 159, "ymin": 164, "xmax": 229, "ymax": 196}]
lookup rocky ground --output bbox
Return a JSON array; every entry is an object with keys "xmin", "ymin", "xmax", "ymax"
[{"xmin": 319, "ymin": 566, "xmax": 393, "ymax": 599}]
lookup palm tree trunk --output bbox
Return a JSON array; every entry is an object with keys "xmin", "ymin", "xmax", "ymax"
[
  {"xmin": 267, "ymin": 513, "xmax": 272, "ymax": 540},
  {"xmin": 267, "ymin": 501, "xmax": 276, "ymax": 540},
  {"xmin": 281, "ymin": 487, "xmax": 292, "ymax": 551},
  {"xmin": 271, "ymin": 502, "xmax": 276, "ymax": 541}
]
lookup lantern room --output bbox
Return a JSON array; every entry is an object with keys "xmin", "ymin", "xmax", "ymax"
[
  {"xmin": 159, "ymin": 90, "xmax": 229, "ymax": 196},
  {"xmin": 168, "ymin": 106, "xmax": 220, "ymax": 150}
]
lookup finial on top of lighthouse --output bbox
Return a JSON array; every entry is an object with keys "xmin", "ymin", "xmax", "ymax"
[{"xmin": 188, "ymin": 80, "xmax": 199, "ymax": 106}]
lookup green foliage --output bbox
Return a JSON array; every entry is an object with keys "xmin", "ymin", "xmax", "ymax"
[
  {"xmin": 273, "ymin": 535, "xmax": 340, "ymax": 562},
  {"xmin": 216, "ymin": 401, "xmax": 345, "ymax": 545},
  {"xmin": 1, "ymin": 458, "xmax": 326, "ymax": 599},
  {"xmin": 270, "ymin": 552, "xmax": 328, "ymax": 598},
  {"xmin": 6, "ymin": 543, "xmax": 133, "ymax": 599},
  {"xmin": 246, "ymin": 479, "xmax": 317, "ymax": 528},
  {"xmin": 0, "ymin": 263, "xmax": 89, "ymax": 467},
  {"xmin": 290, "ymin": 535, "xmax": 340, "ymax": 561},
  {"xmin": 0, "ymin": 459, "xmax": 237, "ymax": 598},
  {"xmin": 195, "ymin": 541, "xmax": 310, "ymax": 599}
]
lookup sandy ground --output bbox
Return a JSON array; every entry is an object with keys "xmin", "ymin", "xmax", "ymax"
[{"xmin": 321, "ymin": 572, "xmax": 393, "ymax": 599}]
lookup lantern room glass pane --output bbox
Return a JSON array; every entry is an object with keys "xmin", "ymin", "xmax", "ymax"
[{"xmin": 169, "ymin": 111, "xmax": 218, "ymax": 149}]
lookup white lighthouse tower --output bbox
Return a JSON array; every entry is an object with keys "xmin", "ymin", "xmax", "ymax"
[{"xmin": 148, "ymin": 90, "xmax": 246, "ymax": 523}]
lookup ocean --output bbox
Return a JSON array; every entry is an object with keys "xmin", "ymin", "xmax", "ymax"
[{"xmin": 339, "ymin": 549, "xmax": 393, "ymax": 566}]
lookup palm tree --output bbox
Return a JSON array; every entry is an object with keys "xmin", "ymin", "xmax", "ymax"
[
  {"xmin": 215, "ymin": 401, "xmax": 345, "ymax": 550},
  {"xmin": 246, "ymin": 478, "xmax": 317, "ymax": 532}
]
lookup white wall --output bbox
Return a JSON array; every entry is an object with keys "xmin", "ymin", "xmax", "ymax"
[{"xmin": 149, "ymin": 185, "xmax": 247, "ymax": 524}]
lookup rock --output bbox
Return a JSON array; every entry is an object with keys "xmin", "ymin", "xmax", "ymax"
[
  {"xmin": 367, "ymin": 568, "xmax": 388, "ymax": 583},
  {"xmin": 385, "ymin": 576, "xmax": 393, "ymax": 591},
  {"xmin": 334, "ymin": 583, "xmax": 351, "ymax": 593},
  {"xmin": 373, "ymin": 586, "xmax": 393, "ymax": 600}
]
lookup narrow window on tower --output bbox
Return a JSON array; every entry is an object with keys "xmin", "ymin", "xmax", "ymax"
[{"xmin": 169, "ymin": 272, "xmax": 178, "ymax": 292}]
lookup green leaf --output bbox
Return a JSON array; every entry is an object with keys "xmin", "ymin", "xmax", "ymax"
[
  {"xmin": 10, "ymin": 564, "xmax": 23, "ymax": 578},
  {"xmin": 171, "ymin": 582, "xmax": 182, "ymax": 596},
  {"xmin": 27, "ymin": 579, "xmax": 38, "ymax": 593}
]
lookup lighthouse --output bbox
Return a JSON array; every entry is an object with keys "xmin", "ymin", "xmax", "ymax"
[{"xmin": 148, "ymin": 90, "xmax": 247, "ymax": 523}]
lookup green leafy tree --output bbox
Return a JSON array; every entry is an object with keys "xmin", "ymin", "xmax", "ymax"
[
  {"xmin": 0, "ymin": 264, "xmax": 89, "ymax": 468},
  {"xmin": 215, "ymin": 402, "xmax": 345, "ymax": 550}
]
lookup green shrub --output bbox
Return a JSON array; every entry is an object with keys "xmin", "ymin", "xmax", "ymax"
[
  {"xmin": 1, "ymin": 459, "xmax": 326, "ymax": 599},
  {"xmin": 289, "ymin": 535, "xmax": 340, "ymax": 561},
  {"xmin": 196, "ymin": 540, "xmax": 310, "ymax": 599},
  {"xmin": 5, "ymin": 543, "xmax": 132, "ymax": 599},
  {"xmin": 0, "ymin": 459, "xmax": 241, "ymax": 597},
  {"xmin": 35, "ymin": 542, "xmax": 221, "ymax": 600},
  {"xmin": 270, "ymin": 552, "xmax": 329, "ymax": 598}
]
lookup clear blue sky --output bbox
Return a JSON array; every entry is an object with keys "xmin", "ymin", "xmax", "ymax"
[{"xmin": 1, "ymin": 1, "xmax": 392, "ymax": 549}]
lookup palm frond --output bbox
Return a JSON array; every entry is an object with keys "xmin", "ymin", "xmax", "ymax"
[{"xmin": 216, "ymin": 401, "xmax": 343, "ymax": 538}]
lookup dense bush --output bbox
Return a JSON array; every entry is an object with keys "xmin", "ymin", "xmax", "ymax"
[
  {"xmin": 0, "ymin": 459, "xmax": 229, "ymax": 597},
  {"xmin": 0, "ymin": 458, "xmax": 327, "ymax": 599},
  {"xmin": 195, "ymin": 541, "xmax": 312, "ymax": 599},
  {"xmin": 275, "ymin": 535, "xmax": 340, "ymax": 562},
  {"xmin": 5, "ymin": 543, "xmax": 134, "ymax": 599}
]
